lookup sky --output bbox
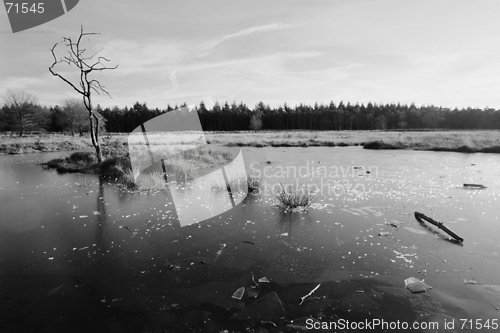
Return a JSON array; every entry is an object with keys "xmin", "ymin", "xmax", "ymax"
[{"xmin": 1, "ymin": 0, "xmax": 500, "ymax": 110}]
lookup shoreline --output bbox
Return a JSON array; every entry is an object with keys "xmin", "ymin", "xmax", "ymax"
[
  {"xmin": 0, "ymin": 133, "xmax": 92, "ymax": 155},
  {"xmin": 0, "ymin": 141, "xmax": 89, "ymax": 155},
  {"xmin": 362, "ymin": 140, "xmax": 500, "ymax": 153},
  {"xmin": 1, "ymin": 130, "xmax": 500, "ymax": 155},
  {"xmin": 226, "ymin": 140, "xmax": 500, "ymax": 153}
]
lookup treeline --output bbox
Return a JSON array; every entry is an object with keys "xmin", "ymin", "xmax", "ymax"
[
  {"xmin": 100, "ymin": 100, "xmax": 500, "ymax": 132},
  {"xmin": 2, "ymin": 98, "xmax": 500, "ymax": 136}
]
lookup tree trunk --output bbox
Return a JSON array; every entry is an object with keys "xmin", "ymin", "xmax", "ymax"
[
  {"xmin": 18, "ymin": 114, "xmax": 23, "ymax": 137},
  {"xmin": 89, "ymin": 112, "xmax": 103, "ymax": 163},
  {"xmin": 93, "ymin": 114, "xmax": 102, "ymax": 162},
  {"xmin": 94, "ymin": 141, "xmax": 102, "ymax": 162}
]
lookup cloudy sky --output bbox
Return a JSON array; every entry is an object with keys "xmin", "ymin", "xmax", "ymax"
[{"xmin": 1, "ymin": 0, "xmax": 500, "ymax": 110}]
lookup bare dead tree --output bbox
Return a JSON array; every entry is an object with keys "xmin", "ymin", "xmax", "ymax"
[{"xmin": 49, "ymin": 26, "xmax": 117, "ymax": 162}]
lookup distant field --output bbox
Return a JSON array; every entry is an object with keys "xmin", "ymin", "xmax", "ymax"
[
  {"xmin": 1, "ymin": 130, "xmax": 500, "ymax": 154},
  {"xmin": 205, "ymin": 130, "xmax": 500, "ymax": 150}
]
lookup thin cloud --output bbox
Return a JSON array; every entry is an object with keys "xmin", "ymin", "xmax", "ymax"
[
  {"xmin": 185, "ymin": 51, "xmax": 323, "ymax": 71},
  {"xmin": 156, "ymin": 51, "xmax": 336, "ymax": 106},
  {"xmin": 196, "ymin": 22, "xmax": 293, "ymax": 57},
  {"xmin": 219, "ymin": 23, "xmax": 291, "ymax": 43},
  {"xmin": 156, "ymin": 50, "xmax": 323, "ymax": 102},
  {"xmin": 97, "ymin": 39, "xmax": 186, "ymax": 76},
  {"xmin": 165, "ymin": 70, "xmax": 179, "ymax": 93}
]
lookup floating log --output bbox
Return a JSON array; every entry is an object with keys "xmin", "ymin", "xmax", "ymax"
[
  {"xmin": 463, "ymin": 183, "xmax": 486, "ymax": 189},
  {"xmin": 414, "ymin": 212, "xmax": 464, "ymax": 243},
  {"xmin": 299, "ymin": 283, "xmax": 321, "ymax": 305}
]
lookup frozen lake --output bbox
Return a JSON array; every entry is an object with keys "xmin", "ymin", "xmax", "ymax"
[{"xmin": 1, "ymin": 146, "xmax": 499, "ymax": 332}]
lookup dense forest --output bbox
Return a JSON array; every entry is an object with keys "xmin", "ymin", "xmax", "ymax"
[{"xmin": 2, "ymin": 96, "xmax": 500, "ymax": 136}]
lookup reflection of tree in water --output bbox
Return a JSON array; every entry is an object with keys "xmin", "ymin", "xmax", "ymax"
[
  {"xmin": 95, "ymin": 176, "xmax": 107, "ymax": 249},
  {"xmin": 92, "ymin": 178, "xmax": 177, "ymax": 294},
  {"xmin": 85, "ymin": 177, "xmax": 145, "ymax": 333},
  {"xmin": 92, "ymin": 177, "xmax": 110, "ymax": 285},
  {"xmin": 91, "ymin": 177, "xmax": 126, "ymax": 298}
]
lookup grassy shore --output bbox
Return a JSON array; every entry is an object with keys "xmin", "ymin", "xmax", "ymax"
[
  {"xmin": 5, "ymin": 130, "xmax": 498, "ymax": 193},
  {"xmin": 41, "ymin": 137, "xmax": 237, "ymax": 191},
  {"xmin": 3, "ymin": 130, "xmax": 500, "ymax": 154},
  {"xmin": 43, "ymin": 140, "xmax": 135, "ymax": 187},
  {"xmin": 205, "ymin": 130, "xmax": 500, "ymax": 152},
  {"xmin": 0, "ymin": 133, "xmax": 92, "ymax": 154}
]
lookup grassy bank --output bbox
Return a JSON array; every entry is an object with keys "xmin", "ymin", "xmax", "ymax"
[
  {"xmin": 4, "ymin": 131, "xmax": 500, "ymax": 154},
  {"xmin": 359, "ymin": 131, "xmax": 500, "ymax": 153},
  {"xmin": 0, "ymin": 133, "xmax": 91, "ymax": 154},
  {"xmin": 43, "ymin": 141, "xmax": 133, "ymax": 182},
  {"xmin": 363, "ymin": 140, "xmax": 500, "ymax": 153},
  {"xmin": 43, "ymin": 139, "xmax": 237, "ymax": 191},
  {"xmin": 205, "ymin": 130, "xmax": 500, "ymax": 152}
]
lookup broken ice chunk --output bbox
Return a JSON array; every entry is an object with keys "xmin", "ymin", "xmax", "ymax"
[
  {"xmin": 232, "ymin": 287, "xmax": 245, "ymax": 300},
  {"xmin": 405, "ymin": 277, "xmax": 432, "ymax": 293}
]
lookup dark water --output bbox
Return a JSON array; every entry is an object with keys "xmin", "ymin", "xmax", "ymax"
[{"xmin": 1, "ymin": 147, "xmax": 499, "ymax": 332}]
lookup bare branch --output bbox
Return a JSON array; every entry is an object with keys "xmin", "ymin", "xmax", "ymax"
[
  {"xmin": 89, "ymin": 79, "xmax": 112, "ymax": 98},
  {"xmin": 90, "ymin": 65, "xmax": 119, "ymax": 72},
  {"xmin": 49, "ymin": 43, "xmax": 85, "ymax": 96},
  {"xmin": 62, "ymin": 54, "xmax": 80, "ymax": 67}
]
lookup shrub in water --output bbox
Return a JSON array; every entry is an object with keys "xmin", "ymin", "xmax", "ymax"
[{"xmin": 273, "ymin": 181, "xmax": 316, "ymax": 213}]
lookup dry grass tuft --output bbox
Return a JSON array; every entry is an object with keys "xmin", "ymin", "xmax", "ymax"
[{"xmin": 273, "ymin": 181, "xmax": 317, "ymax": 213}]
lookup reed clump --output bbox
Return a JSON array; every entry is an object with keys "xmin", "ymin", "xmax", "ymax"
[{"xmin": 273, "ymin": 181, "xmax": 317, "ymax": 213}]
